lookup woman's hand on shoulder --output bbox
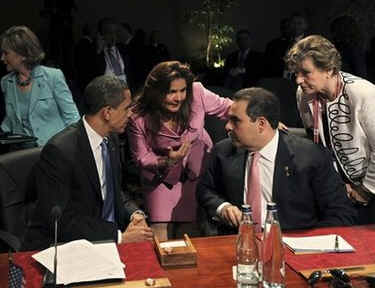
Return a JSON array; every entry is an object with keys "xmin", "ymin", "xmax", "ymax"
[{"xmin": 278, "ymin": 122, "xmax": 288, "ymax": 132}]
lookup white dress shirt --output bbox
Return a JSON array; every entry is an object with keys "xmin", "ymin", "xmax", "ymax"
[
  {"xmin": 83, "ymin": 117, "xmax": 123, "ymax": 242},
  {"xmin": 83, "ymin": 116, "xmax": 107, "ymax": 199}
]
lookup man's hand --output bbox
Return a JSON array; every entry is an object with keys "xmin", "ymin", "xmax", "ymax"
[
  {"xmin": 129, "ymin": 213, "xmax": 148, "ymax": 227},
  {"xmin": 121, "ymin": 224, "xmax": 153, "ymax": 243},
  {"xmin": 346, "ymin": 183, "xmax": 370, "ymax": 206},
  {"xmin": 221, "ymin": 204, "xmax": 242, "ymax": 227}
]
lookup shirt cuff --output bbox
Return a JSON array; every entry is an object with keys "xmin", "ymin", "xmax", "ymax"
[
  {"xmin": 216, "ymin": 202, "xmax": 232, "ymax": 217},
  {"xmin": 117, "ymin": 230, "xmax": 122, "ymax": 244}
]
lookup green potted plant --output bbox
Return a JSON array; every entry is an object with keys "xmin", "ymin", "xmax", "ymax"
[{"xmin": 185, "ymin": 0, "xmax": 237, "ymax": 68}]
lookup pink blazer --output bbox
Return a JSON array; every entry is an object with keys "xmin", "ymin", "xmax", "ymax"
[{"xmin": 127, "ymin": 82, "xmax": 232, "ymax": 221}]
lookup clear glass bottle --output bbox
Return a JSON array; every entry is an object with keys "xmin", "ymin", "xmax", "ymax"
[
  {"xmin": 262, "ymin": 202, "xmax": 285, "ymax": 288},
  {"xmin": 236, "ymin": 204, "xmax": 259, "ymax": 287}
]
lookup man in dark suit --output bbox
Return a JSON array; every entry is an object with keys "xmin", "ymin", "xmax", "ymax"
[
  {"xmin": 23, "ymin": 75, "xmax": 152, "ymax": 250},
  {"xmin": 224, "ymin": 29, "xmax": 264, "ymax": 90},
  {"xmin": 197, "ymin": 87, "xmax": 356, "ymax": 234},
  {"xmin": 75, "ymin": 18, "xmax": 135, "ymax": 101}
]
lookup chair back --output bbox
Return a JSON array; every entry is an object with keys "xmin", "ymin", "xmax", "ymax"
[{"xmin": 0, "ymin": 147, "xmax": 41, "ymax": 244}]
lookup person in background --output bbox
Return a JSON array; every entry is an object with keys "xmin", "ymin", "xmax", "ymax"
[
  {"xmin": 0, "ymin": 25, "xmax": 79, "ymax": 147},
  {"xmin": 285, "ymin": 35, "xmax": 375, "ymax": 223},
  {"xmin": 127, "ymin": 61, "xmax": 232, "ymax": 241},
  {"xmin": 264, "ymin": 18, "xmax": 291, "ymax": 78},
  {"xmin": 330, "ymin": 15, "xmax": 367, "ymax": 79},
  {"xmin": 224, "ymin": 29, "xmax": 264, "ymax": 90},
  {"xmin": 23, "ymin": 75, "xmax": 152, "ymax": 251},
  {"xmin": 197, "ymin": 87, "xmax": 356, "ymax": 234},
  {"xmin": 147, "ymin": 30, "xmax": 170, "ymax": 71},
  {"xmin": 288, "ymin": 13, "xmax": 309, "ymax": 45},
  {"xmin": 75, "ymin": 18, "xmax": 135, "ymax": 99}
]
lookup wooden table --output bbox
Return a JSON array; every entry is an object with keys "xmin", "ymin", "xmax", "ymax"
[
  {"xmin": 0, "ymin": 253, "xmax": 8, "ymax": 287},
  {"xmin": 165, "ymin": 235, "xmax": 370, "ymax": 288},
  {"xmin": 1, "ymin": 234, "xmax": 371, "ymax": 287}
]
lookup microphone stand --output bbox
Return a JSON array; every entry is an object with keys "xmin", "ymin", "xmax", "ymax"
[
  {"xmin": 43, "ymin": 205, "xmax": 61, "ymax": 287},
  {"xmin": 53, "ymin": 217, "xmax": 58, "ymax": 288}
]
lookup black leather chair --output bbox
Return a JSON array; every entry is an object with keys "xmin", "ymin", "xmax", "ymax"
[{"xmin": 0, "ymin": 147, "xmax": 41, "ymax": 252}]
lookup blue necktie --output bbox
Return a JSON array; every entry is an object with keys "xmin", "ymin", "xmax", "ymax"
[
  {"xmin": 107, "ymin": 47, "xmax": 123, "ymax": 76},
  {"xmin": 101, "ymin": 139, "xmax": 115, "ymax": 222}
]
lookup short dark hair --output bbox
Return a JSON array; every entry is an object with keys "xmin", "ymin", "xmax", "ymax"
[
  {"xmin": 1, "ymin": 26, "xmax": 45, "ymax": 69},
  {"xmin": 97, "ymin": 17, "xmax": 118, "ymax": 35},
  {"xmin": 233, "ymin": 87, "xmax": 280, "ymax": 129},
  {"xmin": 84, "ymin": 75, "xmax": 128, "ymax": 115}
]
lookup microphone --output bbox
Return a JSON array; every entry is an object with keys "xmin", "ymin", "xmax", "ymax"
[
  {"xmin": 43, "ymin": 205, "xmax": 62, "ymax": 288},
  {"xmin": 51, "ymin": 205, "xmax": 62, "ymax": 221},
  {"xmin": 52, "ymin": 205, "xmax": 61, "ymax": 288}
]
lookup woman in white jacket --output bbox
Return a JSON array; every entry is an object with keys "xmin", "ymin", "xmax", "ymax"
[{"xmin": 285, "ymin": 34, "xmax": 375, "ymax": 223}]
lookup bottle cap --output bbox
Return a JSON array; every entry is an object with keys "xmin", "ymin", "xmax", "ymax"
[
  {"xmin": 266, "ymin": 202, "xmax": 277, "ymax": 211},
  {"xmin": 241, "ymin": 204, "xmax": 252, "ymax": 213}
]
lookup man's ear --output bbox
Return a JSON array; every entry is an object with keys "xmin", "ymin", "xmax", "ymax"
[
  {"xmin": 257, "ymin": 116, "xmax": 268, "ymax": 132},
  {"xmin": 327, "ymin": 69, "xmax": 335, "ymax": 78},
  {"xmin": 101, "ymin": 106, "xmax": 111, "ymax": 121}
]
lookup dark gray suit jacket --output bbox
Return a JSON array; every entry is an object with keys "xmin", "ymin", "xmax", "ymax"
[
  {"xmin": 197, "ymin": 131, "xmax": 357, "ymax": 233},
  {"xmin": 23, "ymin": 120, "xmax": 139, "ymax": 250}
]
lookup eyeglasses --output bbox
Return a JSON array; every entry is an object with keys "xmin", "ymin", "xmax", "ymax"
[{"xmin": 308, "ymin": 269, "xmax": 352, "ymax": 287}]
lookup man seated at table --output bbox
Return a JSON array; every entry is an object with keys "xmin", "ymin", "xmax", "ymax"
[
  {"xmin": 22, "ymin": 75, "xmax": 153, "ymax": 250},
  {"xmin": 197, "ymin": 87, "xmax": 357, "ymax": 234}
]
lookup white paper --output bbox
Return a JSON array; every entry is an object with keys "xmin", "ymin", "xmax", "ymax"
[
  {"xmin": 159, "ymin": 240, "xmax": 187, "ymax": 248},
  {"xmin": 283, "ymin": 234, "xmax": 355, "ymax": 253},
  {"xmin": 32, "ymin": 240, "xmax": 125, "ymax": 285},
  {"xmin": 232, "ymin": 265, "xmax": 237, "ymax": 280}
]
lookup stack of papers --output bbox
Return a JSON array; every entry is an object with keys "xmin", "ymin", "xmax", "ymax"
[
  {"xmin": 283, "ymin": 234, "xmax": 355, "ymax": 254},
  {"xmin": 32, "ymin": 240, "xmax": 125, "ymax": 285}
]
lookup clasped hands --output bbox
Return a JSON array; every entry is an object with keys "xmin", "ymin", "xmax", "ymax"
[{"xmin": 121, "ymin": 213, "xmax": 153, "ymax": 243}]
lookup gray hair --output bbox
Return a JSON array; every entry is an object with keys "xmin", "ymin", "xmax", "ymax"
[{"xmin": 1, "ymin": 26, "xmax": 45, "ymax": 69}]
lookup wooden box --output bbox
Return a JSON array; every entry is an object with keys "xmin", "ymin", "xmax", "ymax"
[{"xmin": 154, "ymin": 234, "xmax": 197, "ymax": 268}]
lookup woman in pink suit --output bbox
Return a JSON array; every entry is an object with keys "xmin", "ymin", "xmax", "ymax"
[{"xmin": 128, "ymin": 61, "xmax": 232, "ymax": 240}]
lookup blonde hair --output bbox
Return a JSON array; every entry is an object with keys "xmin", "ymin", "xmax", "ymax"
[{"xmin": 285, "ymin": 35, "xmax": 341, "ymax": 74}]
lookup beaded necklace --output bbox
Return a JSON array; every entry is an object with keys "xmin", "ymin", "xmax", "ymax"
[{"xmin": 16, "ymin": 73, "xmax": 32, "ymax": 87}]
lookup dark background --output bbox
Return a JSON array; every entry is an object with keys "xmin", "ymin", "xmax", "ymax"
[{"xmin": 0, "ymin": 0, "xmax": 361, "ymax": 60}]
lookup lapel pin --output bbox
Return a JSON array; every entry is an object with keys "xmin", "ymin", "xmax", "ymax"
[{"xmin": 285, "ymin": 166, "xmax": 291, "ymax": 177}]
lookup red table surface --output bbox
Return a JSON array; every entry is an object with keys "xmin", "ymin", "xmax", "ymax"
[
  {"xmin": 12, "ymin": 241, "xmax": 166, "ymax": 288},
  {"xmin": 283, "ymin": 225, "xmax": 375, "ymax": 272}
]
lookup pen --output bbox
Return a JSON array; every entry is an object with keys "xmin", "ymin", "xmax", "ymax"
[{"xmin": 334, "ymin": 235, "xmax": 339, "ymax": 252}]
